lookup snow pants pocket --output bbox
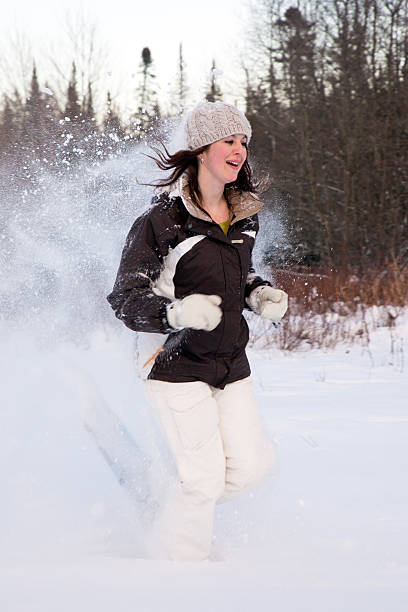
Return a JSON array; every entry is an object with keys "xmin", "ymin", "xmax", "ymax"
[{"xmin": 147, "ymin": 380, "xmax": 219, "ymax": 452}]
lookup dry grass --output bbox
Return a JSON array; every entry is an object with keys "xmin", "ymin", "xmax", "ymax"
[
  {"xmin": 273, "ymin": 259, "xmax": 408, "ymax": 314},
  {"xmin": 247, "ymin": 260, "xmax": 408, "ymax": 352}
]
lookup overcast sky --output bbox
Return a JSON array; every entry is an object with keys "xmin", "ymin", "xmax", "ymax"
[{"xmin": 1, "ymin": 0, "xmax": 253, "ymax": 116}]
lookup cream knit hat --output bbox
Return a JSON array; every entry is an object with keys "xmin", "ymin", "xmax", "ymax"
[{"xmin": 184, "ymin": 101, "xmax": 252, "ymax": 150}]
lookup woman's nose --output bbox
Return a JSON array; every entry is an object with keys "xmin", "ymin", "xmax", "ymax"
[{"xmin": 233, "ymin": 142, "xmax": 246, "ymax": 154}]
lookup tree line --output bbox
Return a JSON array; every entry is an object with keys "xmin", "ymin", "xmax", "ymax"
[
  {"xmin": 246, "ymin": 0, "xmax": 408, "ymax": 270},
  {"xmin": 1, "ymin": 0, "xmax": 407, "ymax": 271},
  {"xmin": 0, "ymin": 43, "xmax": 194, "ymax": 172}
]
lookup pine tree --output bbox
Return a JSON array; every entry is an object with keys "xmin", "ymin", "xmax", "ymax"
[
  {"xmin": 64, "ymin": 62, "xmax": 82, "ymax": 121},
  {"xmin": 205, "ymin": 60, "xmax": 223, "ymax": 102},
  {"xmin": 10, "ymin": 88, "xmax": 25, "ymax": 157},
  {"xmin": 103, "ymin": 91, "xmax": 125, "ymax": 156},
  {"xmin": 277, "ymin": 7, "xmax": 319, "ymax": 107},
  {"xmin": 81, "ymin": 81, "xmax": 99, "ymax": 160},
  {"xmin": 23, "ymin": 64, "xmax": 46, "ymax": 156},
  {"xmin": 41, "ymin": 81, "xmax": 61, "ymax": 169},
  {"xmin": 104, "ymin": 92, "xmax": 121, "ymax": 133},
  {"xmin": 84, "ymin": 81, "xmax": 95, "ymax": 120},
  {"xmin": 62, "ymin": 62, "xmax": 83, "ymax": 164},
  {"xmin": 0, "ymin": 96, "xmax": 16, "ymax": 158},
  {"xmin": 176, "ymin": 43, "xmax": 188, "ymax": 113},
  {"xmin": 132, "ymin": 47, "xmax": 160, "ymax": 137}
]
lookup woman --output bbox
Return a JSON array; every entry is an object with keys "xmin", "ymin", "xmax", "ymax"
[{"xmin": 107, "ymin": 101, "xmax": 288, "ymax": 562}]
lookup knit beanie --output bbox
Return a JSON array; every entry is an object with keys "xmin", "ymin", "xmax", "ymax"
[{"xmin": 184, "ymin": 101, "xmax": 252, "ymax": 150}]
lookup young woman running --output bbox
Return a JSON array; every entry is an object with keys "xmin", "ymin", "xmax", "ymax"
[{"xmin": 107, "ymin": 101, "xmax": 288, "ymax": 562}]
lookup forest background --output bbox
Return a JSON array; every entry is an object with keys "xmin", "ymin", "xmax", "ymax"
[{"xmin": 1, "ymin": 0, "xmax": 407, "ymax": 338}]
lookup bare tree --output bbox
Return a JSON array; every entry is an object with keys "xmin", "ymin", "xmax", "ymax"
[
  {"xmin": 45, "ymin": 9, "xmax": 110, "ymax": 118},
  {"xmin": 0, "ymin": 28, "xmax": 33, "ymax": 100}
]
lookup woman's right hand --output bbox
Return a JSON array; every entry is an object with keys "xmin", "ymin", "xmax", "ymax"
[{"xmin": 166, "ymin": 294, "xmax": 222, "ymax": 331}]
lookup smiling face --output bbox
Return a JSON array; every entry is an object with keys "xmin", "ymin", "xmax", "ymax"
[{"xmin": 200, "ymin": 133, "xmax": 248, "ymax": 186}]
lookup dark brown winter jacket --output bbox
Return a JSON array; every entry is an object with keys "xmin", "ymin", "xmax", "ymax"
[{"xmin": 107, "ymin": 172, "xmax": 271, "ymax": 389}]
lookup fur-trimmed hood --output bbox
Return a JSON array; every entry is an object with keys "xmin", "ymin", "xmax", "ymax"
[{"xmin": 155, "ymin": 171, "xmax": 264, "ymax": 225}]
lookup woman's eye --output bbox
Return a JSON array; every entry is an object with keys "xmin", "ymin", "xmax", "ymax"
[{"xmin": 225, "ymin": 140, "xmax": 248, "ymax": 147}]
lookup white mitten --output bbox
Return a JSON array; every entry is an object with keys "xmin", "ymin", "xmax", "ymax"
[
  {"xmin": 166, "ymin": 294, "xmax": 223, "ymax": 331},
  {"xmin": 247, "ymin": 286, "xmax": 288, "ymax": 322}
]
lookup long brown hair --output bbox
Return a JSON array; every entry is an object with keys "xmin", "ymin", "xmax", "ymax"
[{"xmin": 141, "ymin": 139, "xmax": 264, "ymax": 208}]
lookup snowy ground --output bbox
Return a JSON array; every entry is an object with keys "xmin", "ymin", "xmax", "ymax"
[{"xmin": 2, "ymin": 314, "xmax": 408, "ymax": 612}]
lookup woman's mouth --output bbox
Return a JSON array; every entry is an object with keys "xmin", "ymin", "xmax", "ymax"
[{"xmin": 226, "ymin": 160, "xmax": 240, "ymax": 169}]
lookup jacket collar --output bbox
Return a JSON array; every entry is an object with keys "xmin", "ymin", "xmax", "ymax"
[{"xmin": 155, "ymin": 172, "xmax": 264, "ymax": 225}]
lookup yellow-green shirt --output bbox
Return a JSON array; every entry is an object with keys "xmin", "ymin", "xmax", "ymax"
[{"xmin": 219, "ymin": 219, "xmax": 231, "ymax": 235}]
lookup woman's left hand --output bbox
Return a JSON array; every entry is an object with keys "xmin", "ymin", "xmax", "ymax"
[{"xmin": 248, "ymin": 286, "xmax": 288, "ymax": 322}]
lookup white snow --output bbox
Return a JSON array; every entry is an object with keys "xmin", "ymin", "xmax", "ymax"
[
  {"xmin": 1, "ymin": 314, "xmax": 408, "ymax": 612},
  {"xmin": 1, "ymin": 147, "xmax": 407, "ymax": 610}
]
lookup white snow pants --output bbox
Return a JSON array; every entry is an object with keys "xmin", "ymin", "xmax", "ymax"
[{"xmin": 145, "ymin": 376, "xmax": 275, "ymax": 562}]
